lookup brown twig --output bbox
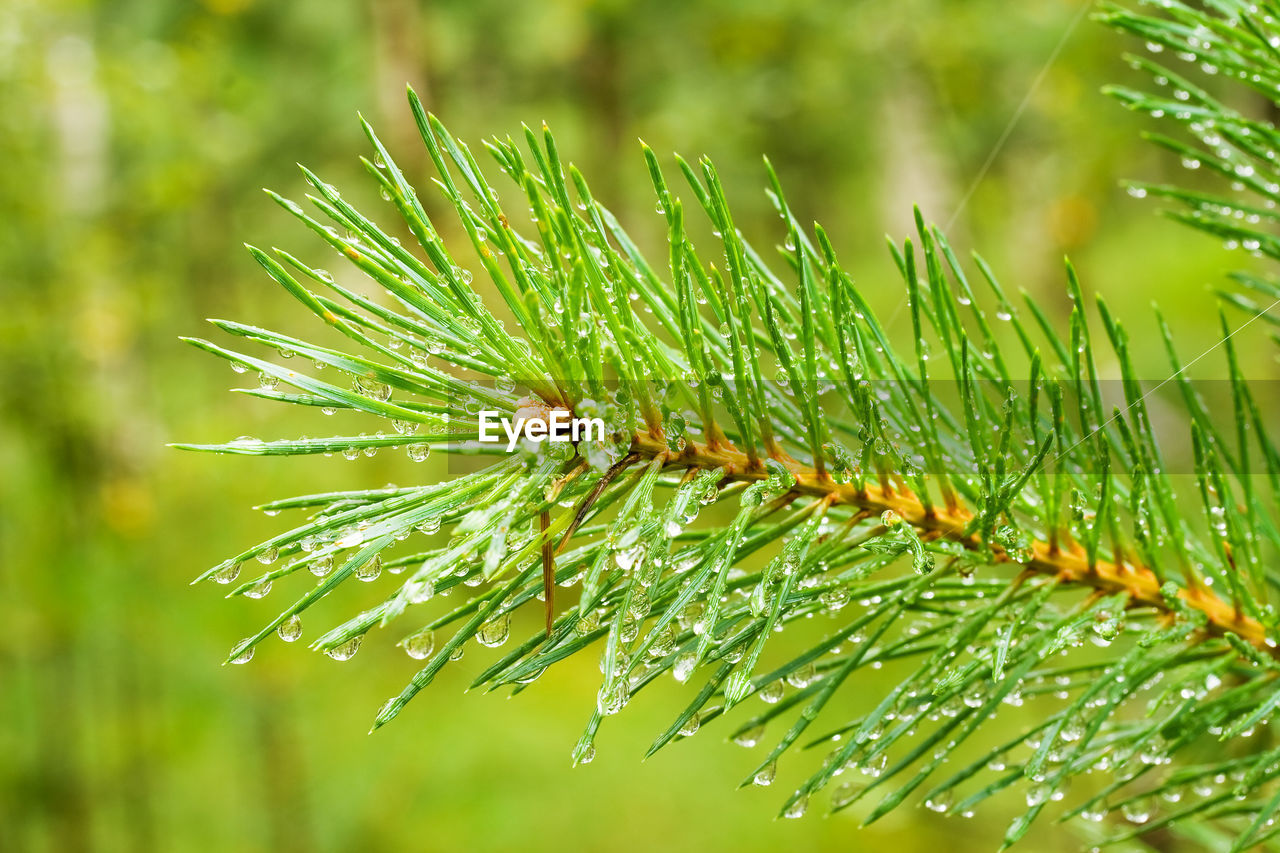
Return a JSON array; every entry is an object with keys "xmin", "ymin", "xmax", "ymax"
[{"xmin": 626, "ymin": 432, "xmax": 1274, "ymax": 654}]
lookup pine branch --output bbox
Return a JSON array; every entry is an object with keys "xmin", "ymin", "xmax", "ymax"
[{"xmin": 179, "ymin": 4, "xmax": 1280, "ymax": 848}]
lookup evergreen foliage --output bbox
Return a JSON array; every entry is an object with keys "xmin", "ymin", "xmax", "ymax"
[{"xmin": 180, "ymin": 2, "xmax": 1280, "ymax": 847}]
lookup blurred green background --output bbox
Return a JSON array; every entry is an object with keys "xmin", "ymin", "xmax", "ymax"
[{"xmin": 2, "ymin": 1, "xmax": 1270, "ymax": 851}]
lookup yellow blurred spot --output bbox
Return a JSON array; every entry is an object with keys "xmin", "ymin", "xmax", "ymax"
[
  {"xmin": 1046, "ymin": 195, "xmax": 1097, "ymax": 249},
  {"xmin": 100, "ymin": 477, "xmax": 155, "ymax": 537},
  {"xmin": 201, "ymin": 0, "xmax": 254, "ymax": 14},
  {"xmin": 75, "ymin": 304, "xmax": 128, "ymax": 361}
]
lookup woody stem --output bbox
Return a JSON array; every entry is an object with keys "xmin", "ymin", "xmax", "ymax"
[{"xmin": 628, "ymin": 433, "xmax": 1273, "ymax": 654}]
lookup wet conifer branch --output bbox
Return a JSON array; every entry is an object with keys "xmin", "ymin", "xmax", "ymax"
[{"xmin": 180, "ymin": 3, "xmax": 1280, "ymax": 847}]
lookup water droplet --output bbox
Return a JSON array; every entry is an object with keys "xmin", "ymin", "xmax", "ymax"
[
  {"xmin": 355, "ymin": 555, "xmax": 383, "ymax": 582},
  {"xmin": 758, "ymin": 679, "xmax": 785, "ymax": 704},
  {"xmin": 1060, "ymin": 717, "xmax": 1085, "ymax": 742},
  {"xmin": 672, "ymin": 652, "xmax": 697, "ymax": 683},
  {"xmin": 477, "ymin": 614, "xmax": 511, "ymax": 647},
  {"xmin": 613, "ymin": 544, "xmax": 646, "ymax": 572},
  {"xmin": 647, "ymin": 624, "xmax": 676, "ymax": 657},
  {"xmin": 516, "ymin": 667, "xmax": 545, "ymax": 684},
  {"xmin": 230, "ymin": 641, "xmax": 254, "ymax": 664},
  {"xmin": 1139, "ymin": 737, "xmax": 1169, "ymax": 765},
  {"xmin": 407, "ymin": 444, "xmax": 430, "ymax": 462},
  {"xmin": 679, "ymin": 713, "xmax": 701, "ymax": 737},
  {"xmin": 752, "ymin": 762, "xmax": 777, "ymax": 787},
  {"xmin": 1121, "ymin": 797, "xmax": 1152, "ymax": 824},
  {"xmin": 575, "ymin": 610, "xmax": 601, "ymax": 636},
  {"xmin": 925, "ymin": 790, "xmax": 953, "ymax": 813},
  {"xmin": 786, "ymin": 663, "xmax": 817, "ymax": 689},
  {"xmin": 353, "ymin": 375, "xmax": 391, "ymax": 402},
  {"xmin": 783, "ymin": 794, "xmax": 808, "ymax": 818},
  {"xmin": 734, "ymin": 724, "xmax": 766, "ymax": 748},
  {"xmin": 244, "ymin": 579, "xmax": 272, "ymax": 599},
  {"xmin": 325, "ymin": 636, "xmax": 362, "ymax": 661},
  {"xmin": 819, "ymin": 587, "xmax": 850, "ymax": 611},
  {"xmin": 597, "ymin": 681, "xmax": 628, "ymax": 715},
  {"xmin": 1081, "ymin": 801, "xmax": 1108, "ymax": 822},
  {"xmin": 213, "ymin": 563, "xmax": 241, "ymax": 585},
  {"xmin": 407, "ymin": 579, "xmax": 435, "ymax": 604},
  {"xmin": 403, "ymin": 630, "xmax": 435, "ymax": 660},
  {"xmin": 1026, "ymin": 782, "xmax": 1051, "ymax": 807},
  {"xmin": 256, "ymin": 547, "xmax": 279, "ymax": 565},
  {"xmin": 831, "ymin": 782, "xmax": 861, "ymax": 809},
  {"xmin": 277, "ymin": 615, "xmax": 303, "ymax": 642}
]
